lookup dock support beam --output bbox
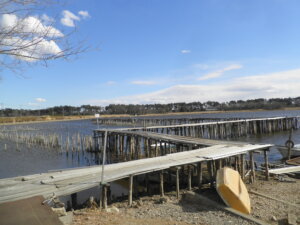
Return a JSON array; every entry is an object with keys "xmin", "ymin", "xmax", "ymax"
[
  {"xmin": 71, "ymin": 193, "xmax": 77, "ymax": 209},
  {"xmin": 241, "ymin": 154, "xmax": 245, "ymax": 180},
  {"xmin": 128, "ymin": 175, "xmax": 133, "ymax": 206},
  {"xmin": 160, "ymin": 171, "xmax": 164, "ymax": 197},
  {"xmin": 188, "ymin": 165, "xmax": 192, "ymax": 191},
  {"xmin": 264, "ymin": 149, "xmax": 269, "ymax": 181},
  {"xmin": 197, "ymin": 162, "xmax": 203, "ymax": 189},
  {"xmin": 207, "ymin": 161, "xmax": 214, "ymax": 187},
  {"xmin": 176, "ymin": 167, "xmax": 180, "ymax": 199},
  {"xmin": 249, "ymin": 151, "xmax": 255, "ymax": 183},
  {"xmin": 102, "ymin": 184, "xmax": 108, "ymax": 209}
]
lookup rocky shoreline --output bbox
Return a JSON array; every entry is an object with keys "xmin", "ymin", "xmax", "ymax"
[{"xmin": 69, "ymin": 173, "xmax": 299, "ymax": 225}]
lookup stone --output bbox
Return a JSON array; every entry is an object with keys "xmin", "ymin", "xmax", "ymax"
[
  {"xmin": 136, "ymin": 200, "xmax": 143, "ymax": 207},
  {"xmin": 105, "ymin": 206, "xmax": 120, "ymax": 213},
  {"xmin": 156, "ymin": 196, "xmax": 169, "ymax": 204},
  {"xmin": 52, "ymin": 207, "xmax": 67, "ymax": 217},
  {"xmin": 271, "ymin": 215, "xmax": 277, "ymax": 221},
  {"xmin": 288, "ymin": 213, "xmax": 297, "ymax": 225},
  {"xmin": 59, "ymin": 212, "xmax": 73, "ymax": 225}
]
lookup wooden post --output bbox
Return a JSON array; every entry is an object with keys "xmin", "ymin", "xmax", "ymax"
[
  {"xmin": 71, "ymin": 193, "xmax": 77, "ymax": 209},
  {"xmin": 188, "ymin": 165, "xmax": 192, "ymax": 191},
  {"xmin": 207, "ymin": 161, "xmax": 214, "ymax": 187},
  {"xmin": 101, "ymin": 131, "xmax": 108, "ymax": 184},
  {"xmin": 128, "ymin": 175, "xmax": 133, "ymax": 206},
  {"xmin": 176, "ymin": 167, "xmax": 180, "ymax": 199},
  {"xmin": 241, "ymin": 154, "xmax": 245, "ymax": 179},
  {"xmin": 160, "ymin": 171, "xmax": 164, "ymax": 197},
  {"xmin": 197, "ymin": 162, "xmax": 203, "ymax": 189},
  {"xmin": 287, "ymin": 128, "xmax": 293, "ymax": 160},
  {"xmin": 264, "ymin": 149, "xmax": 269, "ymax": 181},
  {"xmin": 102, "ymin": 184, "xmax": 108, "ymax": 209},
  {"xmin": 145, "ymin": 174, "xmax": 150, "ymax": 194},
  {"xmin": 234, "ymin": 157, "xmax": 239, "ymax": 171},
  {"xmin": 249, "ymin": 151, "xmax": 255, "ymax": 183}
]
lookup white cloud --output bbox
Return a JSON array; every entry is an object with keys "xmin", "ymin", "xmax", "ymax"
[
  {"xmin": 0, "ymin": 14, "xmax": 63, "ymax": 62},
  {"xmin": 198, "ymin": 64, "xmax": 242, "ymax": 81},
  {"xmin": 89, "ymin": 68, "xmax": 300, "ymax": 105},
  {"xmin": 181, "ymin": 49, "xmax": 191, "ymax": 54},
  {"xmin": 35, "ymin": 98, "xmax": 46, "ymax": 103},
  {"xmin": 41, "ymin": 14, "xmax": 55, "ymax": 24},
  {"xmin": 131, "ymin": 80, "xmax": 157, "ymax": 85},
  {"xmin": 78, "ymin": 11, "xmax": 90, "ymax": 19},
  {"xmin": 106, "ymin": 81, "xmax": 116, "ymax": 86},
  {"xmin": 0, "ymin": 14, "xmax": 63, "ymax": 38},
  {"xmin": 61, "ymin": 10, "xmax": 80, "ymax": 27},
  {"xmin": 2, "ymin": 37, "xmax": 62, "ymax": 62}
]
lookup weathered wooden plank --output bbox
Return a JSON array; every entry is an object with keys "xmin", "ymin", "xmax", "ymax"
[{"xmin": 269, "ymin": 166, "xmax": 300, "ymax": 174}]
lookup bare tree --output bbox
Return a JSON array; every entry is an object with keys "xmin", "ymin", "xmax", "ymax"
[{"xmin": 0, "ymin": 0, "xmax": 87, "ymax": 74}]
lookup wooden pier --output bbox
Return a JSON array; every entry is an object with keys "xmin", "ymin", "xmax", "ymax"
[
  {"xmin": 0, "ymin": 141, "xmax": 272, "ymax": 206},
  {"xmin": 1, "ymin": 116, "xmax": 296, "ymax": 208}
]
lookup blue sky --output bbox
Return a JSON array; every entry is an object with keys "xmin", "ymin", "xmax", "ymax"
[{"xmin": 1, "ymin": 0, "xmax": 300, "ymax": 109}]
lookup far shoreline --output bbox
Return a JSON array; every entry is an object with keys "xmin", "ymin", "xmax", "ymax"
[{"xmin": 1, "ymin": 107, "xmax": 299, "ymax": 126}]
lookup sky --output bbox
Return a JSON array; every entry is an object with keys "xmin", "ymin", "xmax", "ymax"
[{"xmin": 1, "ymin": 0, "xmax": 300, "ymax": 109}]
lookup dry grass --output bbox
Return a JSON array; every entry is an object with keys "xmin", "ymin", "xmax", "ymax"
[{"xmin": 0, "ymin": 115, "xmax": 94, "ymax": 125}]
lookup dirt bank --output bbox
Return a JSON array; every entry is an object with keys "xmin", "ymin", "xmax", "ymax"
[{"xmin": 71, "ymin": 174, "xmax": 300, "ymax": 225}]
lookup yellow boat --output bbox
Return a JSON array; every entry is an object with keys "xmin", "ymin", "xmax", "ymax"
[{"xmin": 216, "ymin": 167, "xmax": 251, "ymax": 214}]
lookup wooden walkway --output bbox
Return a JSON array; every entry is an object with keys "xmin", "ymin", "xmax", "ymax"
[{"xmin": 0, "ymin": 142, "xmax": 271, "ymax": 204}]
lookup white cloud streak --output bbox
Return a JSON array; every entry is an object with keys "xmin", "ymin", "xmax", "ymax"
[
  {"xmin": 35, "ymin": 98, "xmax": 46, "ymax": 103},
  {"xmin": 89, "ymin": 68, "xmax": 300, "ymax": 105},
  {"xmin": 181, "ymin": 49, "xmax": 191, "ymax": 54},
  {"xmin": 198, "ymin": 64, "xmax": 243, "ymax": 80},
  {"xmin": 78, "ymin": 11, "xmax": 90, "ymax": 19},
  {"xmin": 131, "ymin": 80, "xmax": 157, "ymax": 85},
  {"xmin": 106, "ymin": 81, "xmax": 116, "ymax": 86}
]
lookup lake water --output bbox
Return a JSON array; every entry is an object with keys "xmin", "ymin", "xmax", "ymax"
[{"xmin": 0, "ymin": 109, "xmax": 300, "ymax": 179}]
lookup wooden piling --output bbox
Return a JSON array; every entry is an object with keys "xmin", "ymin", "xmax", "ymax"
[
  {"xmin": 207, "ymin": 161, "xmax": 214, "ymax": 187},
  {"xmin": 188, "ymin": 165, "xmax": 192, "ymax": 191},
  {"xmin": 102, "ymin": 184, "xmax": 108, "ymax": 209},
  {"xmin": 287, "ymin": 128, "xmax": 293, "ymax": 160},
  {"xmin": 71, "ymin": 193, "xmax": 77, "ymax": 209},
  {"xmin": 264, "ymin": 150, "xmax": 269, "ymax": 181},
  {"xmin": 128, "ymin": 175, "xmax": 133, "ymax": 206},
  {"xmin": 241, "ymin": 154, "xmax": 245, "ymax": 179},
  {"xmin": 197, "ymin": 162, "xmax": 203, "ymax": 189},
  {"xmin": 249, "ymin": 151, "xmax": 255, "ymax": 183},
  {"xmin": 176, "ymin": 167, "xmax": 180, "ymax": 199},
  {"xmin": 160, "ymin": 171, "xmax": 164, "ymax": 197}
]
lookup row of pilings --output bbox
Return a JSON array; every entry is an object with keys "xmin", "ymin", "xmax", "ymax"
[
  {"xmin": 93, "ymin": 117, "xmax": 299, "ymax": 163},
  {"xmin": 96, "ymin": 117, "xmax": 233, "ymax": 127},
  {"xmin": 142, "ymin": 117, "xmax": 299, "ymax": 139}
]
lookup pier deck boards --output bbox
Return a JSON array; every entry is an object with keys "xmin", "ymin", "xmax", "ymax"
[{"xmin": 0, "ymin": 143, "xmax": 272, "ymax": 204}]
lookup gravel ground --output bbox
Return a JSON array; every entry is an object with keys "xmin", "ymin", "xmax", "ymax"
[{"xmin": 71, "ymin": 175, "xmax": 300, "ymax": 225}]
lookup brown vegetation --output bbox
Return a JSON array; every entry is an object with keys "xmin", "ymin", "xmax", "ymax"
[{"xmin": 0, "ymin": 115, "xmax": 94, "ymax": 125}]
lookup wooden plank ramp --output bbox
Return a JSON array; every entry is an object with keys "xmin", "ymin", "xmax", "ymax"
[{"xmin": 0, "ymin": 143, "xmax": 271, "ymax": 204}]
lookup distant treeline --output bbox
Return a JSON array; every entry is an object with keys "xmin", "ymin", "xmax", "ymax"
[{"xmin": 1, "ymin": 97, "xmax": 300, "ymax": 117}]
